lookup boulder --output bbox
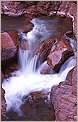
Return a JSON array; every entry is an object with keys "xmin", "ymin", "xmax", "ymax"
[
  {"xmin": 47, "ymin": 35, "xmax": 74, "ymax": 72},
  {"xmin": 38, "ymin": 61, "xmax": 53, "ymax": 74},
  {"xmin": 50, "ymin": 65, "xmax": 77, "ymax": 121},
  {"xmin": 51, "ymin": 82, "xmax": 77, "ymax": 121},
  {"xmin": 8, "ymin": 31, "xmax": 18, "ymax": 47},
  {"xmin": 40, "ymin": 63, "xmax": 53, "ymax": 74},
  {"xmin": 58, "ymin": 1, "xmax": 77, "ymax": 35},
  {"xmin": 1, "ymin": 32, "xmax": 17, "ymax": 61},
  {"xmin": 21, "ymin": 91, "xmax": 55, "ymax": 121},
  {"xmin": 66, "ymin": 65, "xmax": 77, "ymax": 95},
  {"xmin": 34, "ymin": 37, "xmax": 56, "ymax": 65},
  {"xmin": 71, "ymin": 65, "xmax": 77, "ymax": 87},
  {"xmin": 20, "ymin": 22, "xmax": 34, "ymax": 33}
]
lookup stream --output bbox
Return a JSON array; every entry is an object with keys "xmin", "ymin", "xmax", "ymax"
[{"xmin": 1, "ymin": 14, "xmax": 76, "ymax": 121}]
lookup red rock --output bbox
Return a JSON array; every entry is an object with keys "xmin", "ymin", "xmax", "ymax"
[
  {"xmin": 1, "ymin": 1, "xmax": 61, "ymax": 17},
  {"xmin": 66, "ymin": 65, "xmax": 77, "ymax": 95},
  {"xmin": 50, "ymin": 64, "xmax": 77, "ymax": 121},
  {"xmin": 51, "ymin": 83, "xmax": 77, "ymax": 121},
  {"xmin": 1, "ymin": 88, "xmax": 6, "ymax": 120},
  {"xmin": 29, "ymin": 91, "xmax": 48, "ymax": 103},
  {"xmin": 8, "ymin": 31, "xmax": 18, "ymax": 47},
  {"xmin": 1, "ymin": 1, "xmax": 25, "ymax": 17},
  {"xmin": 21, "ymin": 91, "xmax": 55, "ymax": 121},
  {"xmin": 21, "ymin": 22, "xmax": 34, "ymax": 33},
  {"xmin": 58, "ymin": 1, "xmax": 77, "ymax": 35},
  {"xmin": 47, "ymin": 35, "xmax": 74, "ymax": 72},
  {"xmin": 1, "ymin": 32, "xmax": 17, "ymax": 61},
  {"xmin": 40, "ymin": 62, "xmax": 53, "ymax": 74},
  {"xmin": 72, "ymin": 65, "xmax": 77, "ymax": 85},
  {"xmin": 34, "ymin": 38, "xmax": 56, "ymax": 64},
  {"xmin": 69, "ymin": 3, "xmax": 77, "ymax": 35},
  {"xmin": 1, "ymin": 1, "xmax": 76, "ymax": 35}
]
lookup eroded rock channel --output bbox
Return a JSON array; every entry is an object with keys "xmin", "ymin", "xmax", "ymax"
[{"xmin": 1, "ymin": 1, "xmax": 77, "ymax": 121}]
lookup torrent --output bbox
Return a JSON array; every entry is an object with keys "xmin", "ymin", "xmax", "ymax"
[
  {"xmin": 2, "ymin": 19, "xmax": 76, "ymax": 118},
  {"xmin": 1, "ymin": 1, "xmax": 77, "ymax": 121},
  {"xmin": 2, "ymin": 15, "xmax": 77, "ymax": 120}
]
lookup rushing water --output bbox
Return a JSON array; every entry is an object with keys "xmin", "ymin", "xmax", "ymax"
[
  {"xmin": 2, "ymin": 39, "xmax": 76, "ymax": 117},
  {"xmin": 2, "ymin": 16, "xmax": 76, "ymax": 119}
]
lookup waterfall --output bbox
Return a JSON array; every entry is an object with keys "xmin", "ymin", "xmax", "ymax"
[
  {"xmin": 19, "ymin": 49, "xmax": 31, "ymax": 72},
  {"xmin": 2, "ymin": 54, "xmax": 76, "ymax": 116},
  {"xmin": 2, "ymin": 19, "xmax": 76, "ymax": 116}
]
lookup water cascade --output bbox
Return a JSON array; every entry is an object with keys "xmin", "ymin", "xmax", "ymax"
[{"xmin": 2, "ymin": 18, "xmax": 76, "ymax": 117}]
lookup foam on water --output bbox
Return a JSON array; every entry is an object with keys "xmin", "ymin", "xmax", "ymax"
[
  {"xmin": 2, "ymin": 54, "xmax": 76, "ymax": 116},
  {"xmin": 2, "ymin": 18, "xmax": 76, "ymax": 116}
]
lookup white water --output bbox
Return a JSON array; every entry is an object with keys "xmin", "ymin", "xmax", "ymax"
[
  {"xmin": 2, "ymin": 56, "xmax": 76, "ymax": 116},
  {"xmin": 2, "ymin": 19, "xmax": 76, "ymax": 116}
]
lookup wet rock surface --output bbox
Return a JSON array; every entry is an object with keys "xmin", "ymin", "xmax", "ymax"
[
  {"xmin": 34, "ymin": 37, "xmax": 56, "ymax": 65},
  {"xmin": 6, "ymin": 91, "xmax": 55, "ymax": 121},
  {"xmin": 1, "ymin": 32, "xmax": 17, "ymax": 61},
  {"xmin": 20, "ymin": 22, "xmax": 34, "ymax": 33},
  {"xmin": 21, "ymin": 92, "xmax": 55, "ymax": 121},
  {"xmin": 47, "ymin": 35, "xmax": 74, "ymax": 72},
  {"xmin": 51, "ymin": 66, "xmax": 77, "ymax": 121}
]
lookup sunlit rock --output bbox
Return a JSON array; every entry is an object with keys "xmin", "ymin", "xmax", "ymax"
[
  {"xmin": 1, "ymin": 32, "xmax": 16, "ymax": 61},
  {"xmin": 8, "ymin": 31, "xmax": 18, "ymax": 47},
  {"xmin": 66, "ymin": 65, "xmax": 77, "ymax": 95},
  {"xmin": 40, "ymin": 62, "xmax": 53, "ymax": 74},
  {"xmin": 47, "ymin": 35, "xmax": 74, "ymax": 72},
  {"xmin": 50, "ymin": 65, "xmax": 77, "ymax": 121},
  {"xmin": 34, "ymin": 37, "xmax": 56, "ymax": 64}
]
